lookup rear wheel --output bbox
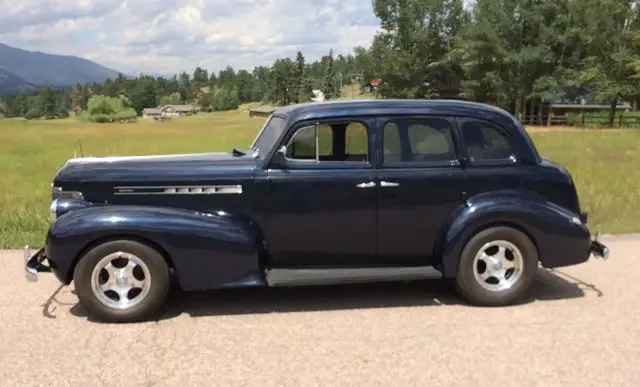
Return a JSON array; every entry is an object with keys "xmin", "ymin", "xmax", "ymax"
[
  {"xmin": 455, "ymin": 226, "xmax": 538, "ymax": 306},
  {"xmin": 73, "ymin": 239, "xmax": 170, "ymax": 323}
]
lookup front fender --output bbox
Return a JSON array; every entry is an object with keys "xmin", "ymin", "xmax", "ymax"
[
  {"xmin": 438, "ymin": 191, "xmax": 591, "ymax": 278},
  {"xmin": 46, "ymin": 205, "xmax": 263, "ymax": 291}
]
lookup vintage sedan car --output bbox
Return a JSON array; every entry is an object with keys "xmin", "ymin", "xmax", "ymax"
[{"xmin": 25, "ymin": 99, "xmax": 609, "ymax": 323}]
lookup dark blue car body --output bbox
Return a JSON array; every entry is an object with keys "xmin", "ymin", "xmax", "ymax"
[{"xmin": 31, "ymin": 99, "xmax": 607, "ymax": 295}]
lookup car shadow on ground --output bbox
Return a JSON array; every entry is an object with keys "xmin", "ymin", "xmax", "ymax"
[{"xmin": 65, "ymin": 267, "xmax": 603, "ymax": 323}]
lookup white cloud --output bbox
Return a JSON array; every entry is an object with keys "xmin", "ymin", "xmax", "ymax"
[
  {"xmin": 0, "ymin": 0, "xmax": 380, "ymax": 75},
  {"xmin": 0, "ymin": 0, "xmax": 116, "ymax": 33}
]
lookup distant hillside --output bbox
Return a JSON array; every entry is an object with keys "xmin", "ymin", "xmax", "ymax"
[
  {"xmin": 0, "ymin": 42, "xmax": 120, "ymax": 94},
  {"xmin": 0, "ymin": 69, "xmax": 39, "ymax": 96}
]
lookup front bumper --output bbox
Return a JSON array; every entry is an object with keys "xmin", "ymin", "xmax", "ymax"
[{"xmin": 24, "ymin": 245, "xmax": 51, "ymax": 282}]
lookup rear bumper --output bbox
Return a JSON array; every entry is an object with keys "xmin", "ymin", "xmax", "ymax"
[
  {"xmin": 588, "ymin": 232, "xmax": 609, "ymax": 260},
  {"xmin": 24, "ymin": 245, "xmax": 51, "ymax": 282}
]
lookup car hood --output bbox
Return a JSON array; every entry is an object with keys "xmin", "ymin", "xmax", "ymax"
[{"xmin": 53, "ymin": 152, "xmax": 257, "ymax": 185}]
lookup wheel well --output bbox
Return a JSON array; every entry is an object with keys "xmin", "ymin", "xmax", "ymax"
[
  {"xmin": 443, "ymin": 220, "xmax": 541, "ymax": 277},
  {"xmin": 67, "ymin": 234, "xmax": 176, "ymax": 283}
]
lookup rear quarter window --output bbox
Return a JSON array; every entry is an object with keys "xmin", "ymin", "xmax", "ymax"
[{"xmin": 459, "ymin": 120, "xmax": 515, "ymax": 161}]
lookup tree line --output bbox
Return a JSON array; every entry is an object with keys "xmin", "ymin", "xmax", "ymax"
[
  {"xmin": 1, "ymin": 0, "xmax": 639, "ymax": 127},
  {"xmin": 0, "ymin": 48, "xmax": 354, "ymax": 120}
]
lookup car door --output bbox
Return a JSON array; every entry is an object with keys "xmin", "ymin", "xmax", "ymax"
[
  {"xmin": 259, "ymin": 118, "xmax": 378, "ymax": 268},
  {"xmin": 375, "ymin": 115, "xmax": 466, "ymax": 266},
  {"xmin": 455, "ymin": 117, "xmax": 524, "ymax": 196}
]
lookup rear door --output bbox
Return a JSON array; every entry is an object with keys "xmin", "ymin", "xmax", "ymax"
[
  {"xmin": 375, "ymin": 115, "xmax": 466, "ymax": 266},
  {"xmin": 455, "ymin": 117, "xmax": 524, "ymax": 196}
]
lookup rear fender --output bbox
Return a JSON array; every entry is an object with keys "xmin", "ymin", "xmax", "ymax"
[
  {"xmin": 46, "ymin": 205, "xmax": 264, "ymax": 291},
  {"xmin": 436, "ymin": 190, "xmax": 591, "ymax": 278}
]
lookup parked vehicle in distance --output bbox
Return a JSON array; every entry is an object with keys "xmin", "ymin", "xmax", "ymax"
[{"xmin": 25, "ymin": 99, "xmax": 609, "ymax": 323}]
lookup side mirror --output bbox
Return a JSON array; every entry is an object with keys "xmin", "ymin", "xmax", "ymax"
[{"xmin": 270, "ymin": 145, "xmax": 287, "ymax": 169}]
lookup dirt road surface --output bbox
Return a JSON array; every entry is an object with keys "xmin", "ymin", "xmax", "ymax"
[{"xmin": 1, "ymin": 234, "xmax": 639, "ymax": 387}]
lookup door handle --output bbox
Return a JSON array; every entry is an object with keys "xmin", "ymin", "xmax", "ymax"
[
  {"xmin": 356, "ymin": 181, "xmax": 376, "ymax": 188},
  {"xmin": 380, "ymin": 181, "xmax": 399, "ymax": 187}
]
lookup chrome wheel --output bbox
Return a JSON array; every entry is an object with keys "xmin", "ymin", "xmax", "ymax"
[
  {"xmin": 90, "ymin": 251, "xmax": 151, "ymax": 310},
  {"xmin": 472, "ymin": 240, "xmax": 524, "ymax": 292}
]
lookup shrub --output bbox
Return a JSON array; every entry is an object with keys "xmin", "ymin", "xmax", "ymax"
[
  {"xmin": 113, "ymin": 109, "xmax": 138, "ymax": 121},
  {"xmin": 24, "ymin": 108, "xmax": 42, "ymax": 120},
  {"xmin": 82, "ymin": 95, "xmax": 138, "ymax": 123},
  {"xmin": 88, "ymin": 114, "xmax": 109, "ymax": 123}
]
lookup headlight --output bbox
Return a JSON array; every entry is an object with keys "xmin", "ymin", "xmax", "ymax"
[
  {"xmin": 50, "ymin": 199, "xmax": 59, "ymax": 222},
  {"xmin": 51, "ymin": 186, "xmax": 84, "ymax": 200},
  {"xmin": 48, "ymin": 196, "xmax": 93, "ymax": 222}
]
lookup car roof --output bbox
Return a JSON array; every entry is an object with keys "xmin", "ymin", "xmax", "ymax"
[
  {"xmin": 270, "ymin": 99, "xmax": 540, "ymax": 165},
  {"xmin": 272, "ymin": 99, "xmax": 519, "ymax": 126}
]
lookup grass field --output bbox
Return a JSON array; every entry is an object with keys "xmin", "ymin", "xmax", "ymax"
[{"xmin": 1, "ymin": 110, "xmax": 639, "ymax": 248}]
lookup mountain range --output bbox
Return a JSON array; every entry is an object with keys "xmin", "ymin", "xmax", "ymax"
[{"xmin": 0, "ymin": 43, "xmax": 121, "ymax": 96}]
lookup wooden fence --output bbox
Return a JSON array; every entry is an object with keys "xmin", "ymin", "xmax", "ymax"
[{"xmin": 522, "ymin": 113, "xmax": 640, "ymax": 128}]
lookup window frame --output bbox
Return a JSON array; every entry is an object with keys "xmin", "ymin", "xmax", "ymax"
[
  {"xmin": 378, "ymin": 115, "xmax": 462, "ymax": 169},
  {"xmin": 276, "ymin": 118, "xmax": 374, "ymax": 170},
  {"xmin": 455, "ymin": 117, "xmax": 519, "ymax": 167},
  {"xmin": 250, "ymin": 114, "xmax": 288, "ymax": 160}
]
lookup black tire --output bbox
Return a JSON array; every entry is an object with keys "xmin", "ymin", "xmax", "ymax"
[
  {"xmin": 455, "ymin": 226, "xmax": 538, "ymax": 306},
  {"xmin": 73, "ymin": 239, "xmax": 171, "ymax": 323}
]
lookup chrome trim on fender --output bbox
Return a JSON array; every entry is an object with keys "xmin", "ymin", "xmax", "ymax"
[{"xmin": 114, "ymin": 185, "xmax": 243, "ymax": 195}]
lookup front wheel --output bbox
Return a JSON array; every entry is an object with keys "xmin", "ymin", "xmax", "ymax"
[
  {"xmin": 455, "ymin": 226, "xmax": 538, "ymax": 306},
  {"xmin": 73, "ymin": 239, "xmax": 171, "ymax": 323}
]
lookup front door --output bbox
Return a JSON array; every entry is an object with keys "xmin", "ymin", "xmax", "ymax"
[
  {"xmin": 375, "ymin": 116, "xmax": 466, "ymax": 266},
  {"xmin": 260, "ymin": 118, "xmax": 378, "ymax": 268}
]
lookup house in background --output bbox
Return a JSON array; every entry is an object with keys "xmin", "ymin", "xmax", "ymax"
[
  {"xmin": 142, "ymin": 108, "xmax": 163, "ymax": 119},
  {"xmin": 362, "ymin": 79, "xmax": 383, "ymax": 93},
  {"xmin": 162, "ymin": 104, "xmax": 197, "ymax": 117},
  {"xmin": 311, "ymin": 89, "xmax": 325, "ymax": 102},
  {"xmin": 142, "ymin": 104, "xmax": 198, "ymax": 119}
]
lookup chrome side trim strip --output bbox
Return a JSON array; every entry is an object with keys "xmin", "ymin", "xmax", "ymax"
[
  {"xmin": 113, "ymin": 185, "xmax": 243, "ymax": 195},
  {"xmin": 265, "ymin": 266, "xmax": 443, "ymax": 287}
]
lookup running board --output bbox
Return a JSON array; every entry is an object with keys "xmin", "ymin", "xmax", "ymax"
[{"xmin": 265, "ymin": 266, "xmax": 443, "ymax": 287}]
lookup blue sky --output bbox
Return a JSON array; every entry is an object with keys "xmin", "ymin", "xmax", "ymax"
[{"xmin": 0, "ymin": 0, "xmax": 383, "ymax": 75}]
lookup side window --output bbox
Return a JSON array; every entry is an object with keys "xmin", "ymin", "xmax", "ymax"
[
  {"xmin": 459, "ymin": 120, "xmax": 514, "ymax": 161},
  {"xmin": 383, "ymin": 122, "xmax": 402, "ymax": 162},
  {"xmin": 287, "ymin": 125, "xmax": 316, "ymax": 158},
  {"xmin": 286, "ymin": 124, "xmax": 332, "ymax": 160},
  {"xmin": 285, "ymin": 121, "xmax": 369, "ymax": 163},
  {"xmin": 345, "ymin": 122, "xmax": 368, "ymax": 158},
  {"xmin": 383, "ymin": 118, "xmax": 456, "ymax": 164}
]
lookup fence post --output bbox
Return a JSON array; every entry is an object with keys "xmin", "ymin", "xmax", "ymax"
[
  {"xmin": 581, "ymin": 113, "xmax": 585, "ymax": 127},
  {"xmin": 619, "ymin": 114, "xmax": 623, "ymax": 128}
]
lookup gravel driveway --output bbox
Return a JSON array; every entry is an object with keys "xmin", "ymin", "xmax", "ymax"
[{"xmin": 1, "ymin": 234, "xmax": 639, "ymax": 387}]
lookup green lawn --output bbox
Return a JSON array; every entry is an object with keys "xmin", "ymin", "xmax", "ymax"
[{"xmin": 0, "ymin": 111, "xmax": 638, "ymax": 248}]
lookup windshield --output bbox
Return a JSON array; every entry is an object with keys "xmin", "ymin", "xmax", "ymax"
[{"xmin": 250, "ymin": 115, "xmax": 286, "ymax": 158}]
